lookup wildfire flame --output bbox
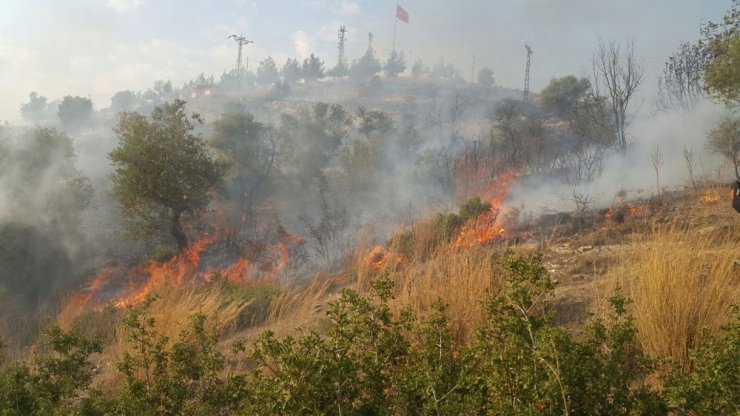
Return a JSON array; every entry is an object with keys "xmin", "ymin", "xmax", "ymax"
[
  {"xmin": 74, "ymin": 225, "xmax": 303, "ymax": 310},
  {"xmin": 364, "ymin": 245, "xmax": 404, "ymax": 271},
  {"xmin": 454, "ymin": 171, "xmax": 517, "ymax": 249}
]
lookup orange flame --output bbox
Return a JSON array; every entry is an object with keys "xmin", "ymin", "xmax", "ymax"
[
  {"xmin": 73, "ymin": 223, "xmax": 305, "ymax": 310},
  {"xmin": 454, "ymin": 171, "xmax": 517, "ymax": 249}
]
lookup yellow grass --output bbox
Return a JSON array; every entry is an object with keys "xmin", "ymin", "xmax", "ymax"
[{"xmin": 611, "ymin": 215, "xmax": 740, "ymax": 370}]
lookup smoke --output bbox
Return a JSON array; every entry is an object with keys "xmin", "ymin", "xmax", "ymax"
[{"xmin": 507, "ymin": 100, "xmax": 730, "ymax": 214}]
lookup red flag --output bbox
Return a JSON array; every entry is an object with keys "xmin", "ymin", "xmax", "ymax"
[{"xmin": 396, "ymin": 4, "xmax": 409, "ymax": 23}]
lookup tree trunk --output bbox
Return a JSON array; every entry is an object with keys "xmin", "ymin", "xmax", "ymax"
[{"xmin": 170, "ymin": 210, "xmax": 189, "ymax": 253}]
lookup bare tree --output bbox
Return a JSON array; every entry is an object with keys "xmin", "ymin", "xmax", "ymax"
[
  {"xmin": 656, "ymin": 42, "xmax": 707, "ymax": 111},
  {"xmin": 651, "ymin": 146, "xmax": 664, "ymax": 199},
  {"xmin": 682, "ymin": 145, "xmax": 698, "ymax": 191},
  {"xmin": 591, "ymin": 39, "xmax": 645, "ymax": 151}
]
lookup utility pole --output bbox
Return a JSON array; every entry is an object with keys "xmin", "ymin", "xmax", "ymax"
[
  {"xmin": 337, "ymin": 25, "xmax": 347, "ymax": 67},
  {"xmin": 523, "ymin": 44, "xmax": 533, "ymax": 104},
  {"xmin": 229, "ymin": 34, "xmax": 253, "ymax": 77}
]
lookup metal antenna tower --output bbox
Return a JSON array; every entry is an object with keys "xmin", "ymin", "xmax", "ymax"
[
  {"xmin": 337, "ymin": 26, "xmax": 347, "ymax": 67},
  {"xmin": 367, "ymin": 32, "xmax": 374, "ymax": 53},
  {"xmin": 523, "ymin": 43, "xmax": 533, "ymax": 104},
  {"xmin": 229, "ymin": 34, "xmax": 253, "ymax": 76}
]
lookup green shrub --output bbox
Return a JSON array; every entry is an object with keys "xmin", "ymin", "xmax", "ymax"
[
  {"xmin": 664, "ymin": 309, "xmax": 740, "ymax": 415},
  {"xmin": 458, "ymin": 196, "xmax": 492, "ymax": 222},
  {"xmin": 432, "ymin": 213, "xmax": 463, "ymax": 243}
]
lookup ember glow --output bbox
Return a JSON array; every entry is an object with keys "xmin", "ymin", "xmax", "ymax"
[{"xmin": 700, "ymin": 192, "xmax": 720, "ymax": 205}]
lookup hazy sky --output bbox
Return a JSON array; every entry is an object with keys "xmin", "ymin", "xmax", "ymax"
[{"xmin": 0, "ymin": 0, "xmax": 730, "ymax": 121}]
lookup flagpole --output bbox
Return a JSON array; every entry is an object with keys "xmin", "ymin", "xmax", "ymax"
[{"xmin": 393, "ymin": 4, "xmax": 398, "ymax": 52}]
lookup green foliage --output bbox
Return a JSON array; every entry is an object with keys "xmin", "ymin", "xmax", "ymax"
[
  {"xmin": 19, "ymin": 92, "xmax": 47, "ymax": 121},
  {"xmin": 664, "ymin": 310, "xmax": 740, "ymax": 415},
  {"xmin": 256, "ymin": 56, "xmax": 280, "ymax": 85},
  {"xmin": 0, "ymin": 127, "xmax": 92, "ymax": 306},
  {"xmin": 0, "ymin": 326, "xmax": 101, "ymax": 416},
  {"xmin": 706, "ymin": 116, "xmax": 740, "ymax": 179},
  {"xmin": 432, "ymin": 213, "xmax": 463, "ymax": 243},
  {"xmin": 432, "ymin": 197, "xmax": 491, "ymax": 244},
  {"xmin": 458, "ymin": 196, "xmax": 492, "ymax": 222},
  {"xmin": 302, "ymin": 53, "xmax": 325, "ymax": 82},
  {"xmin": 246, "ymin": 275, "xmax": 411, "ymax": 414},
  {"xmin": 701, "ymin": 0, "xmax": 740, "ymax": 106},
  {"xmin": 540, "ymin": 75, "xmax": 590, "ymax": 117},
  {"xmin": 279, "ymin": 102, "xmax": 351, "ymax": 188},
  {"xmin": 384, "ymin": 50, "xmax": 407, "ymax": 77},
  {"xmin": 280, "ymin": 57, "xmax": 302, "ymax": 83},
  {"xmin": 57, "ymin": 95, "xmax": 93, "ymax": 129},
  {"xmin": 2, "ymin": 255, "xmax": 737, "ymax": 414},
  {"xmin": 109, "ymin": 99, "xmax": 227, "ymax": 251},
  {"xmin": 110, "ymin": 90, "xmax": 142, "ymax": 112},
  {"xmin": 211, "ymin": 109, "xmax": 277, "ymax": 208},
  {"xmin": 350, "ymin": 49, "xmax": 382, "ymax": 82},
  {"xmin": 90, "ymin": 296, "xmax": 245, "ymax": 415}
]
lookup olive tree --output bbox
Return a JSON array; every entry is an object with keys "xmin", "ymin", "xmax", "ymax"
[{"xmin": 109, "ymin": 100, "xmax": 227, "ymax": 252}]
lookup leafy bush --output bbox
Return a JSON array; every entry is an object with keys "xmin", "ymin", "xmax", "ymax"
[
  {"xmin": 1, "ymin": 255, "xmax": 736, "ymax": 415},
  {"xmin": 664, "ymin": 309, "xmax": 740, "ymax": 415},
  {"xmin": 458, "ymin": 196, "xmax": 492, "ymax": 222}
]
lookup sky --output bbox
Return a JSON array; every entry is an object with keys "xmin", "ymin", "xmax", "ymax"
[{"xmin": 0, "ymin": 0, "xmax": 731, "ymax": 121}]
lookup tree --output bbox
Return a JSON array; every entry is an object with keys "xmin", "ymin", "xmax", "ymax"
[
  {"xmin": 256, "ymin": 56, "xmax": 280, "ymax": 86},
  {"xmin": 384, "ymin": 50, "xmax": 407, "ymax": 77},
  {"xmin": 477, "ymin": 68, "xmax": 494, "ymax": 88},
  {"xmin": 411, "ymin": 59, "xmax": 427, "ymax": 78},
  {"xmin": 350, "ymin": 50, "xmax": 382, "ymax": 82},
  {"xmin": 539, "ymin": 75, "xmax": 590, "ymax": 117},
  {"xmin": 701, "ymin": 0, "xmax": 740, "ymax": 106},
  {"xmin": 657, "ymin": 43, "xmax": 707, "ymax": 110},
  {"xmin": 20, "ymin": 92, "xmax": 47, "ymax": 122},
  {"xmin": 211, "ymin": 110, "xmax": 278, "ymax": 210},
  {"xmin": 591, "ymin": 40, "xmax": 644, "ymax": 151},
  {"xmin": 357, "ymin": 106, "xmax": 393, "ymax": 139},
  {"xmin": 110, "ymin": 90, "xmax": 141, "ymax": 112},
  {"xmin": 109, "ymin": 100, "xmax": 227, "ymax": 252},
  {"xmin": 279, "ymin": 102, "xmax": 351, "ymax": 187},
  {"xmin": 57, "ymin": 96, "xmax": 93, "ymax": 129},
  {"xmin": 281, "ymin": 58, "xmax": 302, "ymax": 83},
  {"xmin": 302, "ymin": 54, "xmax": 325, "ymax": 82},
  {"xmin": 706, "ymin": 116, "xmax": 740, "ymax": 179}
]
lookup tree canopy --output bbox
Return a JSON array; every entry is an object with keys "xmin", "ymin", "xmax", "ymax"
[
  {"xmin": 540, "ymin": 76, "xmax": 590, "ymax": 117},
  {"xmin": 211, "ymin": 110, "xmax": 278, "ymax": 209},
  {"xmin": 109, "ymin": 100, "xmax": 227, "ymax": 252},
  {"xmin": 701, "ymin": 0, "xmax": 740, "ymax": 106},
  {"xmin": 57, "ymin": 96, "xmax": 93, "ymax": 129}
]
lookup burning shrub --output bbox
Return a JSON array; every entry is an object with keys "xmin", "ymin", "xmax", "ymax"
[
  {"xmin": 432, "ymin": 212, "xmax": 463, "ymax": 244},
  {"xmin": 458, "ymin": 196, "xmax": 492, "ymax": 222}
]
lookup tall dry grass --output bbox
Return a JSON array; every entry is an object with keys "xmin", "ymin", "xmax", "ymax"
[
  {"xmin": 352, "ymin": 238, "xmax": 508, "ymax": 344},
  {"xmin": 611, "ymin": 215, "xmax": 740, "ymax": 370}
]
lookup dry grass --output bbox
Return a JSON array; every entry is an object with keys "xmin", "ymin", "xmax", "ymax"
[
  {"xmin": 351, "ymin": 241, "xmax": 508, "ymax": 345},
  {"xmin": 67, "ymin": 278, "xmax": 268, "ymax": 390},
  {"xmin": 609, "ymin": 212, "xmax": 740, "ymax": 370}
]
